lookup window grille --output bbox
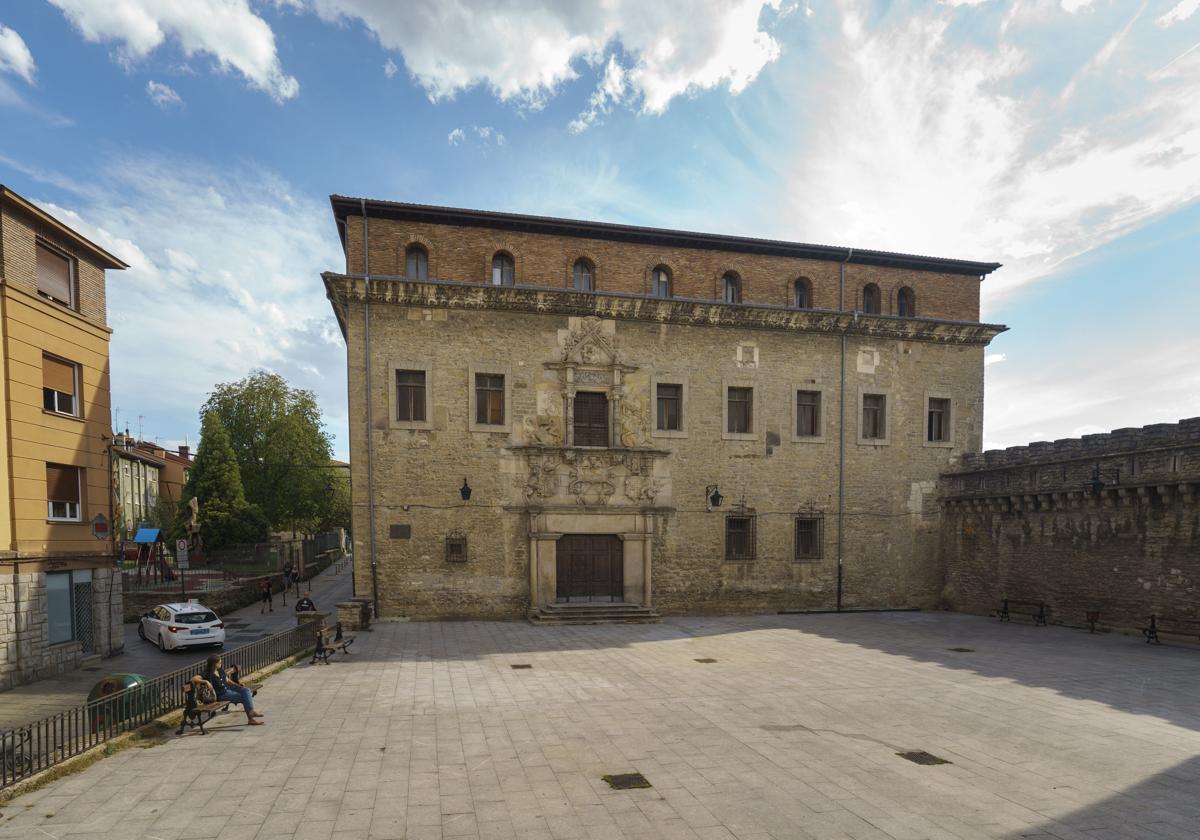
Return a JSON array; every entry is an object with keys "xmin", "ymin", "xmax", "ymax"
[
  {"xmin": 725, "ymin": 515, "xmax": 755, "ymax": 561},
  {"xmin": 445, "ymin": 531, "xmax": 468, "ymax": 563}
]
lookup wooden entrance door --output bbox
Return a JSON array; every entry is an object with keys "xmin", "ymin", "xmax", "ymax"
[{"xmin": 556, "ymin": 535, "xmax": 623, "ymax": 602}]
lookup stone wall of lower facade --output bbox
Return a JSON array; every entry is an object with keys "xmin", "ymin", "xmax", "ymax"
[
  {"xmin": 334, "ymin": 280, "xmax": 996, "ymax": 619},
  {"xmin": 0, "ymin": 560, "xmax": 123, "ymax": 691},
  {"xmin": 939, "ymin": 419, "xmax": 1200, "ymax": 629}
]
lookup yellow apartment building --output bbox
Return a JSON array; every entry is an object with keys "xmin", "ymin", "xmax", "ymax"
[{"xmin": 0, "ymin": 185, "xmax": 127, "ymax": 690}]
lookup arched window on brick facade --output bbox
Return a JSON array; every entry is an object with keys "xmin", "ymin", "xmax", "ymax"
[
  {"xmin": 897, "ymin": 286, "xmax": 915, "ymax": 317},
  {"xmin": 492, "ymin": 252, "xmax": 514, "ymax": 286},
  {"xmin": 722, "ymin": 272, "xmax": 742, "ymax": 304},
  {"xmin": 572, "ymin": 258, "xmax": 594, "ymax": 291},
  {"xmin": 793, "ymin": 278, "xmax": 812, "ymax": 309},
  {"xmin": 651, "ymin": 265, "xmax": 673, "ymax": 299},
  {"xmin": 862, "ymin": 283, "xmax": 881, "ymax": 314},
  {"xmin": 405, "ymin": 245, "xmax": 428, "ymax": 281}
]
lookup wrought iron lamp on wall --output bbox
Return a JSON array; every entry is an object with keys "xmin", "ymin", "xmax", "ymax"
[{"xmin": 705, "ymin": 484, "xmax": 723, "ymax": 511}]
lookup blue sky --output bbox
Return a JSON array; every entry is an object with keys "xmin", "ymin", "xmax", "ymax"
[{"xmin": 0, "ymin": 0, "xmax": 1197, "ymax": 459}]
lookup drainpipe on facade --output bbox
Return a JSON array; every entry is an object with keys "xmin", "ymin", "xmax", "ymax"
[
  {"xmin": 836, "ymin": 248, "xmax": 853, "ymax": 612},
  {"xmin": 361, "ymin": 200, "xmax": 380, "ymax": 619}
]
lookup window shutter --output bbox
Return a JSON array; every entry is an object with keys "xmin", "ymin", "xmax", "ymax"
[
  {"xmin": 42, "ymin": 356, "xmax": 77, "ymax": 395},
  {"xmin": 46, "ymin": 464, "xmax": 81, "ymax": 503},
  {"xmin": 36, "ymin": 244, "xmax": 72, "ymax": 303}
]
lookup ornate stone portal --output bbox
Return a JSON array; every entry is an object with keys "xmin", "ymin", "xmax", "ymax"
[{"xmin": 515, "ymin": 316, "xmax": 672, "ymax": 610}]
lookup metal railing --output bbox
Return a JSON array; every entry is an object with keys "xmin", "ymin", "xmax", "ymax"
[{"xmin": 0, "ymin": 618, "xmax": 321, "ymax": 791}]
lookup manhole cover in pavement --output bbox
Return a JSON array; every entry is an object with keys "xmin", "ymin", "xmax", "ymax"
[
  {"xmin": 897, "ymin": 751, "xmax": 951, "ymax": 765},
  {"xmin": 694, "ymin": 658, "xmax": 717, "ymax": 663},
  {"xmin": 602, "ymin": 773, "xmax": 652, "ymax": 790},
  {"xmin": 946, "ymin": 647, "xmax": 975, "ymax": 653},
  {"xmin": 511, "ymin": 664, "xmax": 532, "ymax": 669}
]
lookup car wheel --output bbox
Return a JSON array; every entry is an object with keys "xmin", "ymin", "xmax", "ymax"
[
  {"xmin": 157, "ymin": 634, "xmax": 166, "ymax": 652},
  {"xmin": 137, "ymin": 623, "xmax": 146, "ymax": 641}
]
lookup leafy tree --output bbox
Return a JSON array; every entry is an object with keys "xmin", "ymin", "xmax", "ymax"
[
  {"xmin": 316, "ymin": 472, "xmax": 351, "ymax": 533},
  {"xmin": 178, "ymin": 412, "xmax": 270, "ymax": 551},
  {"xmin": 201, "ymin": 371, "xmax": 335, "ymax": 534}
]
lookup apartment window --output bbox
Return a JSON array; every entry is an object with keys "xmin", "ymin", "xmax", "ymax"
[
  {"xmin": 862, "ymin": 394, "xmax": 886, "ymax": 440},
  {"xmin": 722, "ymin": 272, "xmax": 742, "ymax": 303},
  {"xmin": 794, "ymin": 278, "xmax": 812, "ymax": 309},
  {"xmin": 796, "ymin": 390, "xmax": 821, "ymax": 437},
  {"xmin": 898, "ymin": 286, "xmax": 916, "ymax": 317},
  {"xmin": 794, "ymin": 515, "xmax": 823, "ymax": 560},
  {"xmin": 572, "ymin": 258, "xmax": 594, "ymax": 291},
  {"xmin": 396, "ymin": 370, "xmax": 427, "ymax": 422},
  {"xmin": 405, "ymin": 245, "xmax": 428, "ymax": 280},
  {"xmin": 36, "ymin": 241, "xmax": 75, "ymax": 308},
  {"xmin": 927, "ymin": 398, "xmax": 950, "ymax": 443},
  {"xmin": 492, "ymin": 252, "xmax": 515, "ymax": 286},
  {"xmin": 862, "ymin": 283, "xmax": 881, "ymax": 315},
  {"xmin": 727, "ymin": 387, "xmax": 753, "ymax": 434},
  {"xmin": 573, "ymin": 392, "xmax": 609, "ymax": 447},
  {"xmin": 475, "ymin": 373, "xmax": 505, "ymax": 425},
  {"xmin": 42, "ymin": 354, "xmax": 79, "ymax": 416},
  {"xmin": 725, "ymin": 515, "xmax": 755, "ymax": 562},
  {"xmin": 47, "ymin": 463, "xmax": 82, "ymax": 521},
  {"xmin": 656, "ymin": 383, "xmax": 682, "ymax": 431},
  {"xmin": 651, "ymin": 266, "xmax": 672, "ymax": 299}
]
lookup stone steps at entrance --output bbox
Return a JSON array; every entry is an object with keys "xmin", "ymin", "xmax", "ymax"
[{"xmin": 528, "ymin": 603, "xmax": 661, "ymax": 625}]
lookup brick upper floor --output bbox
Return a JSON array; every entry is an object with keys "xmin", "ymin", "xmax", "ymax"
[{"xmin": 332, "ymin": 196, "xmax": 1001, "ymax": 324}]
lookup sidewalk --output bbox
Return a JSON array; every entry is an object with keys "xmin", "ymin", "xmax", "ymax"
[{"xmin": 0, "ymin": 556, "xmax": 355, "ymax": 733}]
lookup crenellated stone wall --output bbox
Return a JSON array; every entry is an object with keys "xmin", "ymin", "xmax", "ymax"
[{"xmin": 939, "ymin": 419, "xmax": 1200, "ymax": 630}]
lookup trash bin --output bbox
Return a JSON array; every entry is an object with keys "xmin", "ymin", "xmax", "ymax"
[{"xmin": 86, "ymin": 673, "xmax": 160, "ymax": 732}]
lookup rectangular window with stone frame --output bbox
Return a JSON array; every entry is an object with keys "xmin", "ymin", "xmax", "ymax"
[
  {"xmin": 795, "ymin": 390, "xmax": 820, "ymax": 437},
  {"xmin": 725, "ymin": 514, "xmax": 755, "ymax": 562},
  {"xmin": 727, "ymin": 387, "xmax": 753, "ymax": 435},
  {"xmin": 862, "ymin": 393, "xmax": 886, "ymax": 440},
  {"xmin": 794, "ymin": 515, "xmax": 823, "ymax": 560},
  {"xmin": 396, "ymin": 370, "xmax": 426, "ymax": 422},
  {"xmin": 656, "ymin": 383, "xmax": 682, "ymax": 431},
  {"xmin": 927, "ymin": 397, "xmax": 950, "ymax": 443},
  {"xmin": 475, "ymin": 373, "xmax": 505, "ymax": 425}
]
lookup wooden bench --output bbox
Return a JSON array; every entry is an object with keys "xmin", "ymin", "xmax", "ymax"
[
  {"xmin": 176, "ymin": 682, "xmax": 230, "ymax": 735},
  {"xmin": 1141, "ymin": 614, "xmax": 1200, "ymax": 645},
  {"xmin": 310, "ymin": 623, "xmax": 355, "ymax": 665},
  {"xmin": 998, "ymin": 598, "xmax": 1047, "ymax": 626}
]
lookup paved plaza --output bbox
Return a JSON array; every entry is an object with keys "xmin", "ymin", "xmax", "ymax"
[{"xmin": 1, "ymin": 611, "xmax": 1199, "ymax": 840}]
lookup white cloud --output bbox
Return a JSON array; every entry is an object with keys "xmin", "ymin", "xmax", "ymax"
[
  {"xmin": 48, "ymin": 0, "xmax": 299, "ymax": 101},
  {"xmin": 569, "ymin": 55, "xmax": 628, "ymax": 134},
  {"xmin": 473, "ymin": 125, "xmax": 505, "ymax": 146},
  {"xmin": 146, "ymin": 79, "xmax": 182, "ymax": 108},
  {"xmin": 984, "ymin": 353, "xmax": 1007, "ymax": 366},
  {"xmin": 1157, "ymin": 0, "xmax": 1199, "ymax": 26},
  {"xmin": 1060, "ymin": 0, "xmax": 1095, "ymax": 13},
  {"xmin": 383, "ymin": 58, "xmax": 397, "ymax": 78},
  {"xmin": 779, "ymin": 2, "xmax": 1200, "ymax": 310},
  {"xmin": 29, "ymin": 156, "xmax": 348, "ymax": 454},
  {"xmin": 447, "ymin": 127, "xmax": 464, "ymax": 145},
  {"xmin": 298, "ymin": 0, "xmax": 782, "ymax": 115},
  {"xmin": 0, "ymin": 23, "xmax": 36, "ymax": 84}
]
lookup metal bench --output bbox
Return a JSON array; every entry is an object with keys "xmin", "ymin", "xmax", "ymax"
[
  {"xmin": 1141, "ymin": 614, "xmax": 1200, "ymax": 645},
  {"xmin": 998, "ymin": 598, "xmax": 1047, "ymax": 626},
  {"xmin": 310, "ymin": 623, "xmax": 355, "ymax": 665}
]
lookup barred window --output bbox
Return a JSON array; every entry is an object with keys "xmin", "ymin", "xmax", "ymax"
[
  {"xmin": 573, "ymin": 391, "xmax": 609, "ymax": 447},
  {"xmin": 794, "ymin": 515, "xmax": 823, "ymax": 560},
  {"xmin": 796, "ymin": 390, "xmax": 820, "ymax": 437},
  {"xmin": 396, "ymin": 370, "xmax": 426, "ymax": 422},
  {"xmin": 725, "ymin": 515, "xmax": 755, "ymax": 562},
  {"xmin": 445, "ymin": 532, "xmax": 468, "ymax": 563},
  {"xmin": 727, "ymin": 387, "xmax": 752, "ymax": 434}
]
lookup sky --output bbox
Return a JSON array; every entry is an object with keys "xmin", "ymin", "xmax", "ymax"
[{"xmin": 0, "ymin": 0, "xmax": 1197, "ymax": 459}]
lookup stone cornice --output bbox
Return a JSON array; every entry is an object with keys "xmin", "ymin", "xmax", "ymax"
[{"xmin": 323, "ymin": 274, "xmax": 1007, "ymax": 346}]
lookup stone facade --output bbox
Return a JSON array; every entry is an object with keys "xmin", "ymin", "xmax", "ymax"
[
  {"xmin": 325, "ymin": 199, "xmax": 1004, "ymax": 620},
  {"xmin": 939, "ymin": 419, "xmax": 1200, "ymax": 630}
]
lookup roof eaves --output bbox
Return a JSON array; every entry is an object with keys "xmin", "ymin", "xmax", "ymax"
[{"xmin": 0, "ymin": 185, "xmax": 130, "ymax": 270}]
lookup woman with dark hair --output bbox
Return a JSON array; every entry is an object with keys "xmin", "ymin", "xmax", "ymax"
[{"xmin": 201, "ymin": 654, "xmax": 264, "ymax": 726}]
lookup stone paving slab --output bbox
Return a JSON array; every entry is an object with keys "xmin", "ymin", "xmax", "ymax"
[
  {"xmin": 0, "ymin": 560, "xmax": 354, "ymax": 731},
  {"xmin": 1, "ymin": 611, "xmax": 1199, "ymax": 839}
]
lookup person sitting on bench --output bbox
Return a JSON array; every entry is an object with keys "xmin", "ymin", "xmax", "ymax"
[
  {"xmin": 295, "ymin": 592, "xmax": 317, "ymax": 612},
  {"xmin": 202, "ymin": 654, "xmax": 264, "ymax": 726}
]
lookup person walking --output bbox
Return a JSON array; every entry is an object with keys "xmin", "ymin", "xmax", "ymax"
[
  {"xmin": 259, "ymin": 576, "xmax": 273, "ymax": 613},
  {"xmin": 201, "ymin": 654, "xmax": 264, "ymax": 726}
]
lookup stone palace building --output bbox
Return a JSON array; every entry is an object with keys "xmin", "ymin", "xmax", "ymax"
[{"xmin": 324, "ymin": 197, "xmax": 1005, "ymax": 621}]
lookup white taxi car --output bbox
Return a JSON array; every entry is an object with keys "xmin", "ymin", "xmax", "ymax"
[{"xmin": 137, "ymin": 602, "xmax": 226, "ymax": 651}]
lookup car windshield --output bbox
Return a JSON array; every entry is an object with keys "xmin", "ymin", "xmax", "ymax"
[{"xmin": 174, "ymin": 611, "xmax": 217, "ymax": 624}]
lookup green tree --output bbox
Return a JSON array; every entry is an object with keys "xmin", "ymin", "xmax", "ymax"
[
  {"xmin": 178, "ymin": 412, "xmax": 270, "ymax": 551},
  {"xmin": 201, "ymin": 371, "xmax": 334, "ymax": 534}
]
